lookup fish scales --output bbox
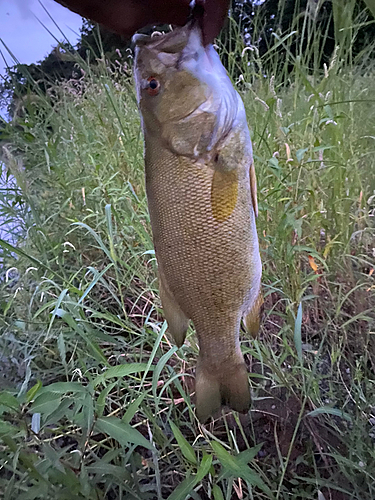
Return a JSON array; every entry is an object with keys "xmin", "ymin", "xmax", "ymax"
[
  {"xmin": 146, "ymin": 139, "xmax": 257, "ymax": 335},
  {"xmin": 134, "ymin": 23, "xmax": 262, "ymax": 422}
]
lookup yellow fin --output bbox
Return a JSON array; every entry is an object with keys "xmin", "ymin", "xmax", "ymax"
[
  {"xmin": 250, "ymin": 162, "xmax": 259, "ymax": 218},
  {"xmin": 211, "ymin": 170, "xmax": 238, "ymax": 222},
  {"xmin": 243, "ymin": 291, "xmax": 264, "ymax": 339},
  {"xmin": 195, "ymin": 365, "xmax": 221, "ymax": 423},
  {"xmin": 159, "ymin": 270, "xmax": 190, "ymax": 348}
]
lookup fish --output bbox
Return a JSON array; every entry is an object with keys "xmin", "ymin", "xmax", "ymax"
[{"xmin": 133, "ymin": 21, "xmax": 262, "ymax": 423}]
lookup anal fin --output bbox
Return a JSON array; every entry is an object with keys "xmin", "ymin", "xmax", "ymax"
[
  {"xmin": 243, "ymin": 291, "xmax": 264, "ymax": 339},
  {"xmin": 249, "ymin": 162, "xmax": 259, "ymax": 218}
]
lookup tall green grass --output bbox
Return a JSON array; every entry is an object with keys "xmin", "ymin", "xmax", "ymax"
[{"xmin": 0, "ymin": 1, "xmax": 375, "ymax": 499}]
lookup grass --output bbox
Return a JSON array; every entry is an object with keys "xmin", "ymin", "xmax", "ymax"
[{"xmin": 0, "ymin": 2, "xmax": 375, "ymax": 499}]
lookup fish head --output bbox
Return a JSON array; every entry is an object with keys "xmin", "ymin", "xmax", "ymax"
[{"xmin": 133, "ymin": 23, "xmax": 239, "ymax": 158}]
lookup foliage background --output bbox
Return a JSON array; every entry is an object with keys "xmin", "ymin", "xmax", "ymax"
[{"xmin": 0, "ymin": 0, "xmax": 375, "ymax": 499}]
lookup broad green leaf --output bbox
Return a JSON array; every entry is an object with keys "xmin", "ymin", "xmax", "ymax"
[
  {"xmin": 168, "ymin": 454, "xmax": 212, "ymax": 500},
  {"xmin": 153, "ymin": 346, "xmax": 178, "ymax": 401},
  {"xmin": 211, "ymin": 442, "xmax": 274, "ymax": 498},
  {"xmin": 81, "ymin": 392, "xmax": 95, "ymax": 436},
  {"xmin": 31, "ymin": 392, "xmax": 61, "ymax": 415},
  {"xmin": 26, "ymin": 381, "xmax": 42, "ymax": 403},
  {"xmin": 122, "ymin": 394, "xmax": 146, "ymax": 424},
  {"xmin": 93, "ymin": 363, "xmax": 151, "ymax": 387},
  {"xmin": 95, "ymin": 416, "xmax": 154, "ymax": 450},
  {"xmin": 17, "ymin": 483, "xmax": 49, "ymax": 500},
  {"xmin": 170, "ymin": 420, "xmax": 197, "ymax": 465},
  {"xmin": 42, "ymin": 443, "xmax": 65, "ymax": 473},
  {"xmin": 0, "ymin": 392, "xmax": 20, "ymax": 411},
  {"xmin": 141, "ymin": 321, "xmax": 168, "ymax": 387},
  {"xmin": 296, "ymin": 147, "xmax": 308, "ymax": 163},
  {"xmin": 237, "ymin": 443, "xmax": 264, "ymax": 464},
  {"xmin": 44, "ymin": 398, "xmax": 74, "ymax": 427},
  {"xmin": 96, "ymin": 382, "xmax": 117, "ymax": 417},
  {"xmin": 0, "ymin": 420, "xmax": 18, "ymax": 437},
  {"xmin": 307, "ymin": 407, "xmax": 352, "ymax": 422},
  {"xmin": 80, "ymin": 463, "xmax": 92, "ymax": 497},
  {"xmin": 195, "ymin": 454, "xmax": 213, "ymax": 481},
  {"xmin": 212, "ymin": 485, "xmax": 225, "ymax": 500},
  {"xmin": 212, "ymin": 443, "xmax": 236, "ymax": 466},
  {"xmin": 86, "ymin": 463, "xmax": 132, "ymax": 481},
  {"xmin": 218, "ymin": 444, "xmax": 264, "ymax": 481},
  {"xmin": 167, "ymin": 474, "xmax": 196, "ymax": 500},
  {"xmin": 38, "ymin": 382, "xmax": 87, "ymax": 395}
]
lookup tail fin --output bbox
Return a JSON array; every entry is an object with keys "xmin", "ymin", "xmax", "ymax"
[{"xmin": 195, "ymin": 358, "xmax": 250, "ymax": 423}]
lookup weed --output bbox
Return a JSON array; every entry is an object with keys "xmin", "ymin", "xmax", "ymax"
[{"xmin": 1, "ymin": 1, "xmax": 375, "ymax": 499}]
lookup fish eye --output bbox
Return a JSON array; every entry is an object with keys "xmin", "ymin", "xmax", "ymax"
[{"xmin": 147, "ymin": 77, "xmax": 160, "ymax": 96}]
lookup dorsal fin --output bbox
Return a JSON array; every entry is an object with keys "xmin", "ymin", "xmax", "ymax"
[{"xmin": 249, "ymin": 162, "xmax": 258, "ymax": 218}]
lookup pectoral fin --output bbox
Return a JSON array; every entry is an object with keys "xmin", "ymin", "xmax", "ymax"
[
  {"xmin": 243, "ymin": 291, "xmax": 264, "ymax": 339},
  {"xmin": 159, "ymin": 270, "xmax": 190, "ymax": 348},
  {"xmin": 211, "ymin": 170, "xmax": 238, "ymax": 222},
  {"xmin": 249, "ymin": 162, "xmax": 259, "ymax": 218}
]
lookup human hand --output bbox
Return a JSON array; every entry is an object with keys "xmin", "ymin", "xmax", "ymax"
[{"xmin": 56, "ymin": 0, "xmax": 230, "ymax": 45}]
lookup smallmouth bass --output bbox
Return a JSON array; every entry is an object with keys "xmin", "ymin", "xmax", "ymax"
[{"xmin": 134, "ymin": 22, "xmax": 262, "ymax": 422}]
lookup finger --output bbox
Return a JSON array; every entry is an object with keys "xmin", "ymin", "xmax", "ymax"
[
  {"xmin": 200, "ymin": 0, "xmax": 230, "ymax": 45},
  {"xmin": 56, "ymin": 0, "xmax": 230, "ymax": 45},
  {"xmin": 56, "ymin": 0, "xmax": 191, "ymax": 36}
]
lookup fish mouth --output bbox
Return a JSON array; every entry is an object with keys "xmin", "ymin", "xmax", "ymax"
[
  {"xmin": 133, "ymin": 26, "xmax": 191, "ymax": 54},
  {"xmin": 133, "ymin": 21, "xmax": 196, "ymax": 53},
  {"xmin": 133, "ymin": 22, "xmax": 219, "ymax": 84},
  {"xmin": 132, "ymin": 21, "xmax": 212, "ymax": 67}
]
